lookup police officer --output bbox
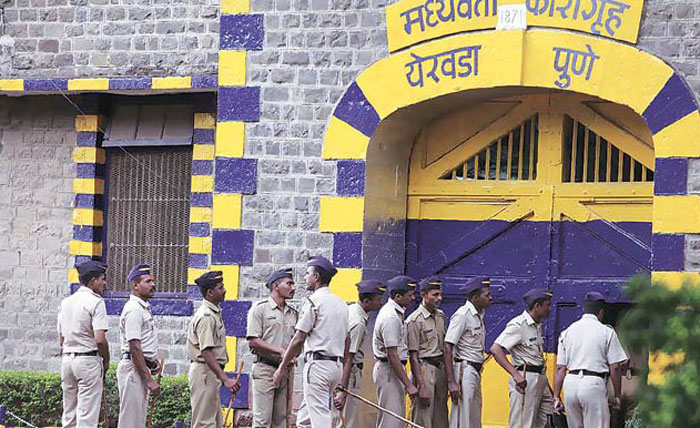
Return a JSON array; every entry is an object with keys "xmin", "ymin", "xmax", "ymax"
[
  {"xmin": 187, "ymin": 271, "xmax": 240, "ymax": 428},
  {"xmin": 273, "ymin": 256, "xmax": 350, "ymax": 428},
  {"xmin": 247, "ymin": 268, "xmax": 298, "ymax": 428},
  {"xmin": 373, "ymin": 275, "xmax": 419, "ymax": 428},
  {"xmin": 553, "ymin": 292, "xmax": 628, "ymax": 428},
  {"xmin": 406, "ymin": 276, "xmax": 447, "ymax": 428},
  {"xmin": 333, "ymin": 279, "xmax": 387, "ymax": 427},
  {"xmin": 444, "ymin": 277, "xmax": 492, "ymax": 428},
  {"xmin": 490, "ymin": 288, "xmax": 554, "ymax": 428},
  {"xmin": 57, "ymin": 260, "xmax": 110, "ymax": 428},
  {"xmin": 117, "ymin": 264, "xmax": 161, "ymax": 428}
]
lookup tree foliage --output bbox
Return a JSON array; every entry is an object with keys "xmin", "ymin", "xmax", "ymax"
[{"xmin": 618, "ymin": 275, "xmax": 700, "ymax": 428}]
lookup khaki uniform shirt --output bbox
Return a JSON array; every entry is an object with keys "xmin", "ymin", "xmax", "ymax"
[
  {"xmin": 406, "ymin": 303, "xmax": 446, "ymax": 359},
  {"xmin": 373, "ymin": 298, "xmax": 408, "ymax": 361},
  {"xmin": 494, "ymin": 310, "xmax": 545, "ymax": 367},
  {"xmin": 187, "ymin": 300, "xmax": 228, "ymax": 364},
  {"xmin": 246, "ymin": 296, "xmax": 298, "ymax": 361},
  {"xmin": 557, "ymin": 314, "xmax": 628, "ymax": 373},
  {"xmin": 296, "ymin": 286, "xmax": 349, "ymax": 358},
  {"xmin": 348, "ymin": 303, "xmax": 369, "ymax": 365},
  {"xmin": 444, "ymin": 301, "xmax": 485, "ymax": 363},
  {"xmin": 119, "ymin": 295, "xmax": 159, "ymax": 360},
  {"xmin": 57, "ymin": 286, "xmax": 109, "ymax": 353}
]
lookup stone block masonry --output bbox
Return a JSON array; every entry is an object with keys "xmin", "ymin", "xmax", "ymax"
[{"xmin": 0, "ymin": 0, "xmax": 221, "ymax": 78}]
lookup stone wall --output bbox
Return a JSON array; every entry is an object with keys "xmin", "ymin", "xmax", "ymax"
[
  {"xmin": 0, "ymin": 96, "xmax": 191, "ymax": 374},
  {"xmin": 0, "ymin": 0, "xmax": 220, "ymax": 78},
  {"xmin": 239, "ymin": 0, "xmax": 388, "ymax": 290},
  {"xmin": 0, "ymin": 96, "xmax": 75, "ymax": 371}
]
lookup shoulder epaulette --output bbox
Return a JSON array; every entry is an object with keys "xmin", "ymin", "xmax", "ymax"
[
  {"xmin": 306, "ymin": 297, "xmax": 316, "ymax": 307},
  {"xmin": 254, "ymin": 300, "xmax": 267, "ymax": 306}
]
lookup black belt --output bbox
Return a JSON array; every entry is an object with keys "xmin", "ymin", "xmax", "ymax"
[
  {"xmin": 353, "ymin": 362, "xmax": 364, "ymax": 370},
  {"xmin": 455, "ymin": 359, "xmax": 483, "ymax": 372},
  {"xmin": 376, "ymin": 357, "xmax": 407, "ymax": 365},
  {"xmin": 190, "ymin": 360, "xmax": 227, "ymax": 370},
  {"xmin": 122, "ymin": 352, "xmax": 158, "ymax": 370},
  {"xmin": 255, "ymin": 355, "xmax": 281, "ymax": 368},
  {"xmin": 64, "ymin": 351, "xmax": 98, "ymax": 357},
  {"xmin": 421, "ymin": 356, "xmax": 444, "ymax": 369},
  {"xmin": 569, "ymin": 369, "xmax": 608, "ymax": 379},
  {"xmin": 515, "ymin": 365, "xmax": 545, "ymax": 374},
  {"xmin": 308, "ymin": 352, "xmax": 343, "ymax": 363}
]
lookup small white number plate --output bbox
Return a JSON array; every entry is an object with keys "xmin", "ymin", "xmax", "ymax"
[{"xmin": 497, "ymin": 4, "xmax": 527, "ymax": 30}]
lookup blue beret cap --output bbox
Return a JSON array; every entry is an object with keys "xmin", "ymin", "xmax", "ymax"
[
  {"xmin": 195, "ymin": 270, "xmax": 224, "ymax": 288},
  {"xmin": 76, "ymin": 260, "xmax": 107, "ymax": 277},
  {"xmin": 266, "ymin": 268, "xmax": 294, "ymax": 289},
  {"xmin": 357, "ymin": 279, "xmax": 387, "ymax": 296},
  {"xmin": 419, "ymin": 276, "xmax": 442, "ymax": 293},
  {"xmin": 387, "ymin": 275, "xmax": 417, "ymax": 294},
  {"xmin": 127, "ymin": 264, "xmax": 152, "ymax": 284},
  {"xmin": 461, "ymin": 276, "xmax": 491, "ymax": 295},
  {"xmin": 584, "ymin": 291, "xmax": 606, "ymax": 303},
  {"xmin": 523, "ymin": 288, "xmax": 553, "ymax": 306},
  {"xmin": 307, "ymin": 255, "xmax": 338, "ymax": 278}
]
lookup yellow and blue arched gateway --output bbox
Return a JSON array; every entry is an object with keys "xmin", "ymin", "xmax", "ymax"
[{"xmin": 320, "ymin": 0, "xmax": 700, "ymax": 426}]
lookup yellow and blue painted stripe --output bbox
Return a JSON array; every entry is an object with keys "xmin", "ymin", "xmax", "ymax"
[
  {"xmin": 213, "ymin": 0, "xmax": 265, "ymax": 412},
  {"xmin": 0, "ymin": 75, "xmax": 218, "ymax": 94}
]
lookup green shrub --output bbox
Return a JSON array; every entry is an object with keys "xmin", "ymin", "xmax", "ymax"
[
  {"xmin": 0, "ymin": 365, "xmax": 190, "ymax": 428},
  {"xmin": 618, "ymin": 275, "xmax": 700, "ymax": 428}
]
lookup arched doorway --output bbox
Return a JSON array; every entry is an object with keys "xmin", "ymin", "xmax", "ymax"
[
  {"xmin": 405, "ymin": 90, "xmax": 654, "ymax": 425},
  {"xmin": 320, "ymin": 28, "xmax": 700, "ymax": 428}
]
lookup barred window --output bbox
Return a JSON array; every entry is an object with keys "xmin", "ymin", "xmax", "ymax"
[
  {"xmin": 105, "ymin": 147, "xmax": 192, "ymax": 293},
  {"xmin": 562, "ymin": 116, "xmax": 654, "ymax": 183},
  {"xmin": 440, "ymin": 115, "xmax": 538, "ymax": 181}
]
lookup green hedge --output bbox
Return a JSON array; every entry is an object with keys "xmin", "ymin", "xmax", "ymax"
[{"xmin": 0, "ymin": 365, "xmax": 191, "ymax": 428}]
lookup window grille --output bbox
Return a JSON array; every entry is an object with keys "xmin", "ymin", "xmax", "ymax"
[
  {"xmin": 105, "ymin": 147, "xmax": 192, "ymax": 293},
  {"xmin": 440, "ymin": 115, "xmax": 538, "ymax": 181},
  {"xmin": 562, "ymin": 116, "xmax": 654, "ymax": 183}
]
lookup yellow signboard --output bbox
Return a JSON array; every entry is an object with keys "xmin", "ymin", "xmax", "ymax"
[{"xmin": 386, "ymin": 0, "xmax": 645, "ymax": 52}]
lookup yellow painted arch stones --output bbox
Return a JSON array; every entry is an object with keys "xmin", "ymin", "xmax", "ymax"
[{"xmin": 322, "ymin": 29, "xmax": 700, "ymax": 290}]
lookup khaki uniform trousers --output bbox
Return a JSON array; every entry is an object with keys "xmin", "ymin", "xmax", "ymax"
[
  {"xmin": 563, "ymin": 374, "xmax": 610, "ymax": 428},
  {"xmin": 252, "ymin": 362, "xmax": 290, "ymax": 428},
  {"xmin": 61, "ymin": 354, "xmax": 103, "ymax": 428},
  {"xmin": 297, "ymin": 359, "xmax": 342, "ymax": 428},
  {"xmin": 411, "ymin": 363, "xmax": 448, "ymax": 428},
  {"xmin": 332, "ymin": 365, "xmax": 362, "ymax": 428},
  {"xmin": 373, "ymin": 361, "xmax": 407, "ymax": 428},
  {"xmin": 116, "ymin": 359, "xmax": 149, "ymax": 428},
  {"xmin": 189, "ymin": 362, "xmax": 224, "ymax": 428},
  {"xmin": 508, "ymin": 372, "xmax": 554, "ymax": 428},
  {"xmin": 449, "ymin": 363, "xmax": 482, "ymax": 428}
]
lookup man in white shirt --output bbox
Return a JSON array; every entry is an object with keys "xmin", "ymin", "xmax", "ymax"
[
  {"xmin": 372, "ymin": 275, "xmax": 419, "ymax": 428},
  {"xmin": 333, "ymin": 279, "xmax": 386, "ymax": 428},
  {"xmin": 553, "ymin": 292, "xmax": 628, "ymax": 428},
  {"xmin": 57, "ymin": 260, "xmax": 110, "ymax": 428},
  {"xmin": 491, "ymin": 288, "xmax": 555, "ymax": 428},
  {"xmin": 273, "ymin": 256, "xmax": 350, "ymax": 428},
  {"xmin": 444, "ymin": 277, "xmax": 492, "ymax": 428},
  {"xmin": 117, "ymin": 264, "xmax": 162, "ymax": 428}
]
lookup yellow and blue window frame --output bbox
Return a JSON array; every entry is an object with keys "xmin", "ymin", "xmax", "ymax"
[{"xmin": 0, "ymin": 0, "xmax": 265, "ymax": 415}]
